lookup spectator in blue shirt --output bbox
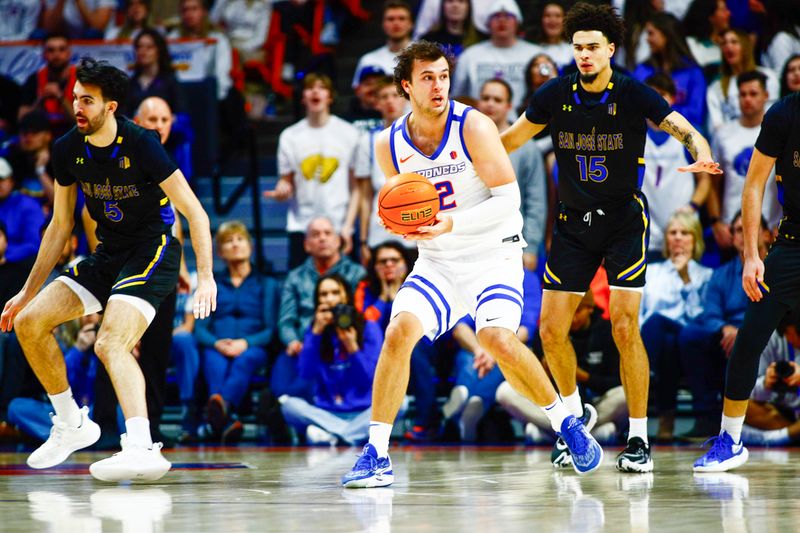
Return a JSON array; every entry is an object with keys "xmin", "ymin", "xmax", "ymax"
[
  {"xmin": 271, "ymin": 217, "xmax": 366, "ymax": 401},
  {"xmin": 195, "ymin": 221, "xmax": 280, "ymax": 443},
  {"xmin": 679, "ymin": 210, "xmax": 772, "ymax": 438},
  {"xmin": 633, "ymin": 12, "xmax": 708, "ymax": 131},
  {"xmin": 280, "ymin": 273, "xmax": 388, "ymax": 445},
  {"xmin": 0, "ymin": 157, "xmax": 45, "ymax": 267},
  {"xmin": 640, "ymin": 210, "xmax": 712, "ymax": 441}
]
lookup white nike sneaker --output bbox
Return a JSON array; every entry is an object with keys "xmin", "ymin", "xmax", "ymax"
[
  {"xmin": 89, "ymin": 434, "xmax": 171, "ymax": 482},
  {"xmin": 27, "ymin": 406, "xmax": 101, "ymax": 469}
]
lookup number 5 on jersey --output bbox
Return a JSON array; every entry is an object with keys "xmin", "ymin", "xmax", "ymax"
[
  {"xmin": 104, "ymin": 201, "xmax": 123, "ymax": 222},
  {"xmin": 576, "ymin": 155, "xmax": 608, "ymax": 183}
]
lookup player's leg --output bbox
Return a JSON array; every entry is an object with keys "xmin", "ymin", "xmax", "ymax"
[
  {"xmin": 342, "ymin": 312, "xmax": 424, "ymax": 488},
  {"xmin": 538, "ymin": 221, "xmax": 602, "ymax": 467},
  {"xmin": 606, "ymin": 288, "xmax": 653, "ymax": 472},
  {"xmin": 343, "ymin": 258, "xmax": 450, "ymax": 488},
  {"xmin": 471, "ymin": 252, "xmax": 602, "ymax": 474},
  {"xmin": 539, "ymin": 290, "xmax": 585, "ymax": 410},
  {"xmin": 88, "ymin": 297, "xmax": 172, "ymax": 482},
  {"xmin": 694, "ymin": 293, "xmax": 790, "ymax": 472},
  {"xmin": 89, "ymin": 236, "xmax": 180, "ymax": 482},
  {"xmin": 14, "ymin": 280, "xmax": 86, "ymax": 395},
  {"xmin": 601, "ymin": 194, "xmax": 652, "ymax": 472},
  {"xmin": 477, "ymin": 326, "xmax": 603, "ymax": 474},
  {"xmin": 14, "ymin": 279, "xmax": 102, "ymax": 468}
]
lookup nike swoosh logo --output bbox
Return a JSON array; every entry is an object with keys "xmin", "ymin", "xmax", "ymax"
[
  {"xmin": 486, "ymin": 317, "xmax": 501, "ymax": 322},
  {"xmin": 400, "ymin": 154, "xmax": 414, "ymax": 163}
]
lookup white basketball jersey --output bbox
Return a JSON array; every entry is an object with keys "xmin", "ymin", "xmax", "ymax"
[
  {"xmin": 641, "ymin": 130, "xmax": 693, "ymax": 252},
  {"xmin": 388, "ymin": 100, "xmax": 524, "ymax": 259}
]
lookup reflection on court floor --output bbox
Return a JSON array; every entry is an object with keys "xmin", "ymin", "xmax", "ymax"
[{"xmin": 0, "ymin": 446, "xmax": 798, "ymax": 532}]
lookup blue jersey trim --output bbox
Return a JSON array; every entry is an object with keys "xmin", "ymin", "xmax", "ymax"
[
  {"xmin": 476, "ymin": 283, "xmax": 524, "ymax": 303},
  {"xmin": 389, "ymin": 120, "xmax": 402, "ymax": 173},
  {"xmin": 409, "ymin": 274, "xmax": 451, "ymax": 331},
  {"xmin": 457, "ymin": 105, "xmax": 473, "ymax": 162},
  {"xmin": 400, "ymin": 281, "xmax": 442, "ymax": 336},
  {"xmin": 476, "ymin": 293, "xmax": 523, "ymax": 311},
  {"xmin": 401, "ymin": 102, "xmax": 455, "ymax": 161}
]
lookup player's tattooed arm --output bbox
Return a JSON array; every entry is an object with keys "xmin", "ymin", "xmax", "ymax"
[
  {"xmin": 659, "ymin": 111, "xmax": 722, "ymax": 174},
  {"xmin": 659, "ymin": 114, "xmax": 701, "ymax": 158}
]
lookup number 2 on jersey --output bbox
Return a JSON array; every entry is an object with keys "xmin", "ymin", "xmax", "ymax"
[
  {"xmin": 576, "ymin": 155, "xmax": 608, "ymax": 183},
  {"xmin": 436, "ymin": 181, "xmax": 457, "ymax": 210},
  {"xmin": 104, "ymin": 201, "xmax": 123, "ymax": 222}
]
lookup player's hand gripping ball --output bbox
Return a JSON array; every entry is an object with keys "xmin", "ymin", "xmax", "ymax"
[{"xmin": 378, "ymin": 173, "xmax": 440, "ymax": 235}]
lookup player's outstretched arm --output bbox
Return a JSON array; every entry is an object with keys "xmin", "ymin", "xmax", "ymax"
[
  {"xmin": 500, "ymin": 114, "xmax": 547, "ymax": 155},
  {"xmin": 0, "ymin": 182, "xmax": 77, "ymax": 332},
  {"xmin": 160, "ymin": 170, "xmax": 217, "ymax": 319},
  {"xmin": 658, "ymin": 111, "xmax": 722, "ymax": 174},
  {"xmin": 740, "ymin": 148, "xmax": 776, "ymax": 303}
]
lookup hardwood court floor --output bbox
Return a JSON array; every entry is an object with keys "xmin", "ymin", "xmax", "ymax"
[{"xmin": 1, "ymin": 445, "xmax": 799, "ymax": 532}]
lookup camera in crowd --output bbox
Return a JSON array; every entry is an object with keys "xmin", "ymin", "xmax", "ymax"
[
  {"xmin": 773, "ymin": 360, "xmax": 797, "ymax": 393},
  {"xmin": 331, "ymin": 304, "xmax": 357, "ymax": 330}
]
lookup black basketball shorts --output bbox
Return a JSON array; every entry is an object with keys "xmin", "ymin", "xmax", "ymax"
[
  {"xmin": 57, "ymin": 234, "xmax": 181, "ymax": 323},
  {"xmin": 543, "ymin": 194, "xmax": 649, "ymax": 293}
]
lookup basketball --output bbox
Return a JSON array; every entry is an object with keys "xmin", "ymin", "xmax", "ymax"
[{"xmin": 378, "ymin": 172, "xmax": 440, "ymax": 234}]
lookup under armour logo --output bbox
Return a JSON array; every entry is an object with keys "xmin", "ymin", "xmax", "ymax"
[
  {"xmin": 559, "ymin": 213, "xmax": 568, "ymax": 221},
  {"xmin": 562, "ymin": 105, "xmax": 572, "ymax": 112},
  {"xmin": 75, "ymin": 157, "xmax": 84, "ymax": 164}
]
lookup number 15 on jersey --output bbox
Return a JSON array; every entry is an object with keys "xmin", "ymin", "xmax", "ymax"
[{"xmin": 576, "ymin": 155, "xmax": 608, "ymax": 183}]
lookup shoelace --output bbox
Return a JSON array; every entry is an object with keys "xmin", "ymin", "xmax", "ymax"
[
  {"xmin": 700, "ymin": 435, "xmax": 729, "ymax": 462},
  {"xmin": 564, "ymin": 420, "xmax": 589, "ymax": 455},
  {"xmin": 46, "ymin": 416, "xmax": 67, "ymax": 445},
  {"xmin": 353, "ymin": 448, "xmax": 378, "ymax": 471}
]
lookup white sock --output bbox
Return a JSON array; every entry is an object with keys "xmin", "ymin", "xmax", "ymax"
[
  {"xmin": 721, "ymin": 414, "xmax": 745, "ymax": 444},
  {"xmin": 125, "ymin": 417, "xmax": 153, "ymax": 448},
  {"xmin": 628, "ymin": 417, "xmax": 649, "ymax": 444},
  {"xmin": 561, "ymin": 389, "xmax": 584, "ymax": 418},
  {"xmin": 48, "ymin": 388, "xmax": 82, "ymax": 427},
  {"xmin": 543, "ymin": 398, "xmax": 571, "ymax": 433},
  {"xmin": 368, "ymin": 421, "xmax": 392, "ymax": 458}
]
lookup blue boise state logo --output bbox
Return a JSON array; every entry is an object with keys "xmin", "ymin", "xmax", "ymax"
[{"xmin": 733, "ymin": 147, "xmax": 753, "ymax": 176}]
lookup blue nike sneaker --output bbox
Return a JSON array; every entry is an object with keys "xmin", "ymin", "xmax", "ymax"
[
  {"xmin": 341, "ymin": 444, "xmax": 394, "ymax": 488},
  {"xmin": 551, "ymin": 403, "xmax": 598, "ymax": 468},
  {"xmin": 557, "ymin": 415, "xmax": 603, "ymax": 475},
  {"xmin": 693, "ymin": 431, "xmax": 749, "ymax": 473}
]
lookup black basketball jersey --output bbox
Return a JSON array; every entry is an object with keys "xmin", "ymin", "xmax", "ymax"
[
  {"xmin": 755, "ymin": 93, "xmax": 800, "ymax": 222},
  {"xmin": 526, "ymin": 71, "xmax": 672, "ymax": 211},
  {"xmin": 52, "ymin": 118, "xmax": 178, "ymax": 251}
]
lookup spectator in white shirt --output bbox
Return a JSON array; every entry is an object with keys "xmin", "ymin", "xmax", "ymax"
[
  {"xmin": 351, "ymin": 0, "xmax": 413, "ymax": 89},
  {"xmin": 42, "ymin": 0, "xmax": 115, "ymax": 39},
  {"xmin": 266, "ymin": 73, "xmax": 361, "ymax": 269},
  {"xmin": 168, "ymin": 0, "xmax": 233, "ymax": 101},
  {"xmin": 451, "ymin": 0, "xmax": 541, "ymax": 109},
  {"xmin": 706, "ymin": 28, "xmax": 779, "ymax": 133}
]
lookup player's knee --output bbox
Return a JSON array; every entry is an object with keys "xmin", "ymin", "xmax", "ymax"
[
  {"xmin": 14, "ymin": 307, "xmax": 45, "ymax": 341},
  {"xmin": 610, "ymin": 312, "xmax": 638, "ymax": 345},
  {"xmin": 538, "ymin": 316, "xmax": 569, "ymax": 349},
  {"xmin": 478, "ymin": 328, "xmax": 518, "ymax": 361},
  {"xmin": 93, "ymin": 333, "xmax": 123, "ymax": 364},
  {"xmin": 384, "ymin": 313, "xmax": 423, "ymax": 353}
]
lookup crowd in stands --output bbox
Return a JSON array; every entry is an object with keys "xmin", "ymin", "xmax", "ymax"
[{"xmin": 2, "ymin": 0, "xmax": 800, "ymax": 449}]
